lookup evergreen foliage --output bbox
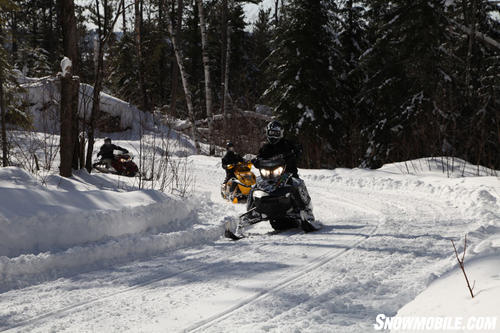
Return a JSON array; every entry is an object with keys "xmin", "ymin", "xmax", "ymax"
[
  {"xmin": 1, "ymin": 0, "xmax": 498, "ymax": 169},
  {"xmin": 0, "ymin": 0, "xmax": 29, "ymax": 129},
  {"xmin": 265, "ymin": 0, "xmax": 337, "ymax": 168},
  {"xmin": 360, "ymin": 0, "xmax": 452, "ymax": 167}
]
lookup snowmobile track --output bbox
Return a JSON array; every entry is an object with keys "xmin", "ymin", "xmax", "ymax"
[{"xmin": 184, "ymin": 223, "xmax": 380, "ymax": 332}]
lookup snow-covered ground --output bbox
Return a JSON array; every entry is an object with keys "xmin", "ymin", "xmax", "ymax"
[{"xmin": 0, "ymin": 151, "xmax": 499, "ymax": 332}]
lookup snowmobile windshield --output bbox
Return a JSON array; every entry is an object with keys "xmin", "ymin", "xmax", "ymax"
[
  {"xmin": 258, "ymin": 157, "xmax": 286, "ymax": 179},
  {"xmin": 115, "ymin": 152, "xmax": 132, "ymax": 161},
  {"xmin": 257, "ymin": 157, "xmax": 285, "ymax": 169}
]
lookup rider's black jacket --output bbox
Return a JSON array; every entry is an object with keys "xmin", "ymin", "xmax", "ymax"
[
  {"xmin": 255, "ymin": 138, "xmax": 302, "ymax": 178},
  {"xmin": 222, "ymin": 150, "xmax": 244, "ymax": 169},
  {"xmin": 97, "ymin": 143, "xmax": 128, "ymax": 160}
]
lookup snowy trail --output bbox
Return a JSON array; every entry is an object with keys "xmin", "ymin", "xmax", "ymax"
[
  {"xmin": 195, "ymin": 182, "xmax": 469, "ymax": 332},
  {"xmin": 1, "ymin": 180, "xmax": 387, "ymax": 332},
  {"xmin": 0, "ymin": 156, "xmax": 497, "ymax": 332}
]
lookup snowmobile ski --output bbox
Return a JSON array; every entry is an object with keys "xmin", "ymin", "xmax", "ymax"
[
  {"xmin": 224, "ymin": 219, "xmax": 245, "ymax": 240},
  {"xmin": 224, "ymin": 228, "xmax": 245, "ymax": 240}
]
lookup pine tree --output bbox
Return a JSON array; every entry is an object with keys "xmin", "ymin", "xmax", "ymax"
[
  {"xmin": 331, "ymin": 0, "xmax": 369, "ymax": 167},
  {"xmin": 108, "ymin": 32, "xmax": 141, "ymax": 104},
  {"xmin": 443, "ymin": 0, "xmax": 500, "ymax": 169},
  {"xmin": 360, "ymin": 0, "xmax": 451, "ymax": 167},
  {"xmin": 265, "ymin": 0, "xmax": 338, "ymax": 168},
  {"xmin": 1, "ymin": 0, "xmax": 28, "ymax": 166},
  {"xmin": 10, "ymin": 0, "xmax": 59, "ymax": 75},
  {"xmin": 250, "ymin": 8, "xmax": 273, "ymax": 103}
]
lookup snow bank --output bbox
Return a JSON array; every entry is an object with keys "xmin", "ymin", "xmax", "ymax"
[
  {"xmin": 0, "ymin": 167, "xmax": 199, "ymax": 259},
  {"xmin": 394, "ymin": 256, "xmax": 500, "ymax": 332},
  {"xmin": 302, "ymin": 160, "xmax": 500, "ymax": 226},
  {"xmin": 340, "ymin": 159, "xmax": 500, "ymax": 332},
  {"xmin": 0, "ymin": 166, "xmax": 226, "ymax": 290},
  {"xmin": 303, "ymin": 158, "xmax": 500, "ymax": 299},
  {"xmin": 0, "ymin": 222, "xmax": 224, "ymax": 292},
  {"xmin": 0, "ymin": 194, "xmax": 199, "ymax": 258},
  {"xmin": 379, "ymin": 157, "xmax": 497, "ymax": 177},
  {"xmin": 79, "ymin": 83, "xmax": 154, "ymax": 131},
  {"xmin": 17, "ymin": 71, "xmax": 155, "ymax": 133}
]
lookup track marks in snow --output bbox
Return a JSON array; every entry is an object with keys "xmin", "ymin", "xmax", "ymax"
[
  {"xmin": 0, "ymin": 228, "xmax": 303, "ymax": 332},
  {"xmin": 184, "ymin": 187, "xmax": 386, "ymax": 332},
  {"xmin": 190, "ymin": 180, "xmax": 473, "ymax": 332},
  {"xmin": 185, "ymin": 223, "xmax": 379, "ymax": 332}
]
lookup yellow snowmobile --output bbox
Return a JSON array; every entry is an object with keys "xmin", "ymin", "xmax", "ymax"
[{"xmin": 221, "ymin": 161, "xmax": 256, "ymax": 203}]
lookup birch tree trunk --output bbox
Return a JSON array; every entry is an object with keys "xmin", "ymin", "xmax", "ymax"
[
  {"xmin": 274, "ymin": 0, "xmax": 279, "ymax": 25},
  {"xmin": 197, "ymin": 0, "xmax": 215, "ymax": 155},
  {"xmin": 223, "ymin": 25, "xmax": 231, "ymax": 128},
  {"xmin": 0, "ymin": 76, "xmax": 8, "ymax": 167},
  {"xmin": 135, "ymin": 0, "xmax": 149, "ymax": 111},
  {"xmin": 169, "ymin": 0, "xmax": 183, "ymax": 117},
  {"xmin": 121, "ymin": 0, "xmax": 126, "ymax": 33},
  {"xmin": 167, "ymin": 6, "xmax": 199, "ymax": 152},
  {"xmin": 464, "ymin": 0, "xmax": 477, "ymax": 101},
  {"xmin": 221, "ymin": 0, "xmax": 228, "ymax": 132}
]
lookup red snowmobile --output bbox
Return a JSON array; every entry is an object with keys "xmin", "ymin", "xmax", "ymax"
[{"xmin": 92, "ymin": 153, "xmax": 139, "ymax": 177}]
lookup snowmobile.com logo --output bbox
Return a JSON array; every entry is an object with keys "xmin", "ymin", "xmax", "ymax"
[{"xmin": 373, "ymin": 314, "xmax": 497, "ymax": 331}]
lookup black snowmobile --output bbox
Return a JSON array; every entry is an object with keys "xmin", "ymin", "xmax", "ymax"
[{"xmin": 225, "ymin": 156, "xmax": 321, "ymax": 240}]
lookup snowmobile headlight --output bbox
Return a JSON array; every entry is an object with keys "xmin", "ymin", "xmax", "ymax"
[
  {"xmin": 260, "ymin": 168, "xmax": 271, "ymax": 178},
  {"xmin": 272, "ymin": 166, "xmax": 284, "ymax": 177}
]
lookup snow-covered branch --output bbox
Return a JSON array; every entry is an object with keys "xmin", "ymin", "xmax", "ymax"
[
  {"xmin": 172, "ymin": 109, "xmax": 272, "ymax": 131},
  {"xmin": 450, "ymin": 18, "xmax": 500, "ymax": 51}
]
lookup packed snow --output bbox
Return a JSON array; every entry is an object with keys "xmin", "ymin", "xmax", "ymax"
[{"xmin": 0, "ymin": 145, "xmax": 499, "ymax": 332}]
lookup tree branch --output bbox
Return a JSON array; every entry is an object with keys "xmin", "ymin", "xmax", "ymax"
[
  {"xmin": 451, "ymin": 235, "xmax": 475, "ymax": 298},
  {"xmin": 450, "ymin": 18, "xmax": 500, "ymax": 51}
]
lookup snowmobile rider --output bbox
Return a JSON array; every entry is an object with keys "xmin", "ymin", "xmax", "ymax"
[
  {"xmin": 252, "ymin": 120, "xmax": 316, "ymax": 227},
  {"xmin": 97, "ymin": 137, "xmax": 129, "ymax": 168},
  {"xmin": 254, "ymin": 120, "xmax": 302, "ymax": 179},
  {"xmin": 222, "ymin": 141, "xmax": 244, "ymax": 184}
]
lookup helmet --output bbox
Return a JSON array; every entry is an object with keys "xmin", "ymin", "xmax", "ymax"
[
  {"xmin": 104, "ymin": 137, "xmax": 112, "ymax": 144},
  {"xmin": 226, "ymin": 141, "xmax": 234, "ymax": 149},
  {"xmin": 266, "ymin": 121, "xmax": 284, "ymax": 144}
]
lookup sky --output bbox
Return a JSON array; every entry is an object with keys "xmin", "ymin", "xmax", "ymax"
[{"xmin": 75, "ymin": 0, "xmax": 276, "ymax": 32}]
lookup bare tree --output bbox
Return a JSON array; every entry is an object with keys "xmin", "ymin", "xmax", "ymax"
[
  {"xmin": 197, "ymin": 0, "xmax": 215, "ymax": 155},
  {"xmin": 135, "ymin": 0, "xmax": 149, "ymax": 111},
  {"xmin": 166, "ymin": 0, "xmax": 183, "ymax": 118},
  {"xmin": 121, "ymin": 0, "xmax": 126, "ymax": 33},
  {"xmin": 0, "ymin": 75, "xmax": 7, "ymax": 167},
  {"xmin": 221, "ymin": 0, "xmax": 228, "ymax": 131},
  {"xmin": 274, "ymin": 0, "xmax": 279, "ymax": 25},
  {"xmin": 85, "ymin": 0, "xmax": 125, "ymax": 172},
  {"xmin": 223, "ymin": 24, "xmax": 231, "ymax": 132},
  {"xmin": 166, "ymin": 1, "xmax": 199, "ymax": 152}
]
